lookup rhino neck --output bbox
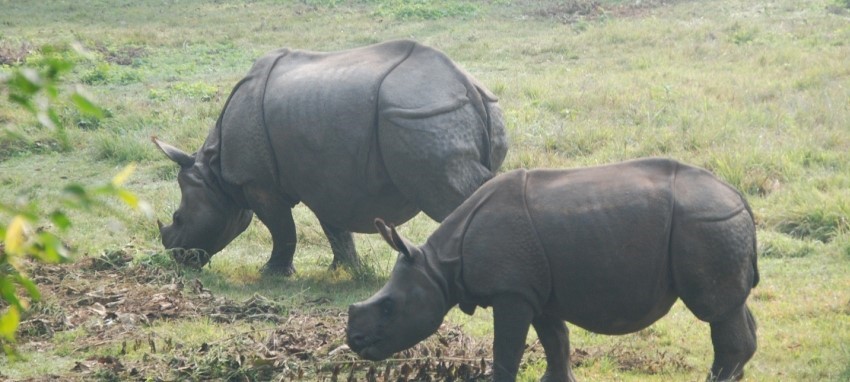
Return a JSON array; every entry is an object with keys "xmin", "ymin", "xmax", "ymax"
[
  {"xmin": 421, "ymin": 240, "xmax": 478, "ymax": 315},
  {"xmin": 197, "ymin": 138, "xmax": 251, "ymax": 210}
]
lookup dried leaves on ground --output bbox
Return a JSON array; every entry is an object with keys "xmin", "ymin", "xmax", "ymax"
[
  {"xmin": 11, "ymin": 252, "xmax": 495, "ymax": 381},
  {"xmin": 9, "ymin": 250, "xmax": 692, "ymax": 381}
]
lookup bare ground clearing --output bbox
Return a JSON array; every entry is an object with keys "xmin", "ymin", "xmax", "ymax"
[{"xmin": 4, "ymin": 249, "xmax": 693, "ymax": 381}]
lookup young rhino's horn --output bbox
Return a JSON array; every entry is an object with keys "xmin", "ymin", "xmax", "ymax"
[{"xmin": 374, "ymin": 218, "xmax": 413, "ymax": 262}]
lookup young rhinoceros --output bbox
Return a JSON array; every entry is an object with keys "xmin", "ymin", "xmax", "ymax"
[
  {"xmin": 153, "ymin": 39, "xmax": 506, "ymax": 274},
  {"xmin": 347, "ymin": 158, "xmax": 759, "ymax": 382}
]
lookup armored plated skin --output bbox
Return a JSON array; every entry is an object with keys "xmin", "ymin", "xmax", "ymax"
[
  {"xmin": 348, "ymin": 158, "xmax": 758, "ymax": 382},
  {"xmin": 154, "ymin": 39, "xmax": 507, "ymax": 274}
]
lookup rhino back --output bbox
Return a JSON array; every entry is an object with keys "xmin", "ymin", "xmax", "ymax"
[{"xmin": 254, "ymin": 40, "xmax": 420, "ymax": 232}]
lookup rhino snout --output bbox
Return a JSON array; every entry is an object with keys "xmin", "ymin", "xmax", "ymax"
[
  {"xmin": 346, "ymin": 303, "xmax": 381, "ymax": 357},
  {"xmin": 346, "ymin": 331, "xmax": 374, "ymax": 352}
]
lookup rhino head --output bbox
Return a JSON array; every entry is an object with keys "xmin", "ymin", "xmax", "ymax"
[
  {"xmin": 153, "ymin": 137, "xmax": 252, "ymax": 267},
  {"xmin": 346, "ymin": 219, "xmax": 449, "ymax": 361}
]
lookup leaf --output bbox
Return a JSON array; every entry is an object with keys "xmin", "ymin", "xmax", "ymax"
[
  {"xmin": 10, "ymin": 69, "xmax": 41, "ymax": 95},
  {"xmin": 47, "ymin": 108, "xmax": 62, "ymax": 130},
  {"xmin": 4, "ymin": 216, "xmax": 28, "ymax": 257},
  {"xmin": 111, "ymin": 163, "xmax": 136, "ymax": 187},
  {"xmin": 116, "ymin": 189, "xmax": 139, "ymax": 209},
  {"xmin": 63, "ymin": 184, "xmax": 91, "ymax": 208},
  {"xmin": 44, "ymin": 57, "xmax": 74, "ymax": 78},
  {"xmin": 44, "ymin": 83, "xmax": 60, "ymax": 99},
  {"xmin": 34, "ymin": 232, "xmax": 68, "ymax": 263},
  {"xmin": 0, "ymin": 306, "xmax": 20, "ymax": 342},
  {"xmin": 37, "ymin": 111, "xmax": 57, "ymax": 130},
  {"xmin": 0, "ymin": 277, "xmax": 22, "ymax": 312},
  {"xmin": 49, "ymin": 211, "xmax": 72, "ymax": 230},
  {"xmin": 71, "ymin": 92, "xmax": 104, "ymax": 118},
  {"xmin": 14, "ymin": 275, "xmax": 41, "ymax": 302},
  {"xmin": 63, "ymin": 184, "xmax": 86, "ymax": 197},
  {"xmin": 7, "ymin": 94, "xmax": 36, "ymax": 113}
]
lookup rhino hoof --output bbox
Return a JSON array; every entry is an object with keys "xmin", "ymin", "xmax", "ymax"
[
  {"xmin": 330, "ymin": 259, "xmax": 363, "ymax": 272},
  {"xmin": 261, "ymin": 262, "xmax": 296, "ymax": 277}
]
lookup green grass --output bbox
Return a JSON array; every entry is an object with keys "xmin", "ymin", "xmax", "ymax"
[{"xmin": 2, "ymin": 0, "xmax": 849, "ymax": 380}]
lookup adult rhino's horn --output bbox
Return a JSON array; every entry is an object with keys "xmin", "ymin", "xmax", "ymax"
[
  {"xmin": 151, "ymin": 136, "xmax": 194, "ymax": 169},
  {"xmin": 374, "ymin": 218, "xmax": 413, "ymax": 262}
]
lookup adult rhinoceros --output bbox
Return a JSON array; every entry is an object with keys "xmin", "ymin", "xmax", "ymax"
[
  {"xmin": 153, "ymin": 39, "xmax": 507, "ymax": 275},
  {"xmin": 348, "ymin": 158, "xmax": 759, "ymax": 382}
]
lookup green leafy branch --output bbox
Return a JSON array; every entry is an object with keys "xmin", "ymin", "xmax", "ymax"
[{"xmin": 0, "ymin": 46, "xmax": 142, "ymax": 356}]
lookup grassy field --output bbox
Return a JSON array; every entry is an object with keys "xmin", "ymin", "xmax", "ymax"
[{"xmin": 1, "ymin": 0, "xmax": 849, "ymax": 380}]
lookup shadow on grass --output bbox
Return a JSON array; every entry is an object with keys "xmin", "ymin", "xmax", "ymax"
[{"xmin": 194, "ymin": 262, "xmax": 387, "ymax": 310}]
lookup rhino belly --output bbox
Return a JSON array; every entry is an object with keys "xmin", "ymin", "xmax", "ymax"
[
  {"xmin": 305, "ymin": 187, "xmax": 420, "ymax": 233},
  {"xmin": 542, "ymin": 219, "xmax": 677, "ymax": 334},
  {"xmin": 526, "ymin": 165, "xmax": 679, "ymax": 334}
]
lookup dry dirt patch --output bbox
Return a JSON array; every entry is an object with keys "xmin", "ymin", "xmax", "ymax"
[
  {"xmin": 532, "ymin": 0, "xmax": 692, "ymax": 23},
  {"xmin": 9, "ymin": 251, "xmax": 692, "ymax": 381},
  {"xmin": 10, "ymin": 252, "xmax": 496, "ymax": 381}
]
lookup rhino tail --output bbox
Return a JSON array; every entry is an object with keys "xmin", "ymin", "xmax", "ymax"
[
  {"xmin": 741, "ymin": 191, "xmax": 759, "ymax": 289},
  {"xmin": 750, "ymin": 223, "xmax": 760, "ymax": 289}
]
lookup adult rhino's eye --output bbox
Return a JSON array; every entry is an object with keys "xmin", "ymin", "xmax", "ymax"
[{"xmin": 380, "ymin": 298, "xmax": 394, "ymax": 317}]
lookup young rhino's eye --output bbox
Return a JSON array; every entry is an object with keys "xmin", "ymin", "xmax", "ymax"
[{"xmin": 380, "ymin": 298, "xmax": 394, "ymax": 316}]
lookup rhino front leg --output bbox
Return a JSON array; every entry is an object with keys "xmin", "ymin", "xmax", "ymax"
[
  {"xmin": 257, "ymin": 208, "xmax": 297, "ymax": 276},
  {"xmin": 244, "ymin": 187, "xmax": 297, "ymax": 276},
  {"xmin": 320, "ymin": 221, "xmax": 361, "ymax": 270},
  {"xmin": 532, "ymin": 315, "xmax": 577, "ymax": 382},
  {"xmin": 492, "ymin": 295, "xmax": 534, "ymax": 382}
]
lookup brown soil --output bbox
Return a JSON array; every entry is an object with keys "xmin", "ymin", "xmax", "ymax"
[
  {"xmin": 0, "ymin": 41, "xmax": 34, "ymax": 66},
  {"xmin": 91, "ymin": 44, "xmax": 147, "ymax": 66},
  {"xmin": 9, "ymin": 252, "xmax": 496, "ymax": 381},
  {"xmin": 7, "ymin": 250, "xmax": 692, "ymax": 381},
  {"xmin": 531, "ymin": 0, "xmax": 691, "ymax": 24}
]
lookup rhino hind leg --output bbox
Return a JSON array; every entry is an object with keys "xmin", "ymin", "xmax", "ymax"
[
  {"xmin": 320, "ymin": 221, "xmax": 361, "ymax": 270},
  {"xmin": 380, "ymin": 103, "xmax": 495, "ymax": 221},
  {"xmin": 706, "ymin": 305, "xmax": 757, "ymax": 381},
  {"xmin": 670, "ymin": 209, "xmax": 758, "ymax": 381},
  {"xmin": 532, "ymin": 315, "xmax": 577, "ymax": 382}
]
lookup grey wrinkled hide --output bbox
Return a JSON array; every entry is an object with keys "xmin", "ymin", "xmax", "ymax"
[
  {"xmin": 348, "ymin": 158, "xmax": 758, "ymax": 382},
  {"xmin": 157, "ymin": 39, "xmax": 506, "ymax": 274}
]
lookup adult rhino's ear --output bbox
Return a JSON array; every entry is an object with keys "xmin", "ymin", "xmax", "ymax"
[
  {"xmin": 374, "ymin": 218, "xmax": 413, "ymax": 262},
  {"xmin": 152, "ymin": 136, "xmax": 194, "ymax": 169}
]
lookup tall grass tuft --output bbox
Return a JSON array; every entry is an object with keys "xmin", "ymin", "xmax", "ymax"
[
  {"xmin": 759, "ymin": 231, "xmax": 823, "ymax": 258},
  {"xmin": 765, "ymin": 189, "xmax": 850, "ymax": 243},
  {"xmin": 373, "ymin": 0, "xmax": 479, "ymax": 20},
  {"xmin": 93, "ymin": 132, "xmax": 155, "ymax": 163}
]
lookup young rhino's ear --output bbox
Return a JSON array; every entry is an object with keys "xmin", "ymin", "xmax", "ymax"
[
  {"xmin": 152, "ymin": 136, "xmax": 194, "ymax": 169},
  {"xmin": 374, "ymin": 218, "xmax": 413, "ymax": 262}
]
